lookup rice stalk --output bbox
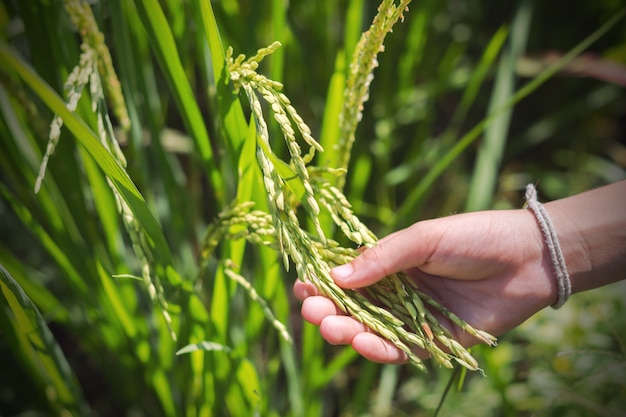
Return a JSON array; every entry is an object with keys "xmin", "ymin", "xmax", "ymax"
[
  {"xmin": 336, "ymin": 0, "xmax": 412, "ymax": 188},
  {"xmin": 207, "ymin": 35, "xmax": 497, "ymax": 372},
  {"xmin": 64, "ymin": 0, "xmax": 130, "ymax": 131},
  {"xmin": 34, "ymin": 39, "xmax": 174, "ymax": 339},
  {"xmin": 223, "ymin": 260, "xmax": 292, "ymax": 344},
  {"xmin": 34, "ymin": 43, "xmax": 96, "ymax": 194}
]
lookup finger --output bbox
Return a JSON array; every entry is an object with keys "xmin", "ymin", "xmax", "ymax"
[
  {"xmin": 319, "ymin": 315, "xmax": 370, "ymax": 345},
  {"xmin": 293, "ymin": 279, "xmax": 320, "ymax": 301},
  {"xmin": 301, "ymin": 296, "xmax": 344, "ymax": 326},
  {"xmin": 320, "ymin": 317, "xmax": 431, "ymax": 364},
  {"xmin": 373, "ymin": 227, "xmax": 405, "ymax": 246},
  {"xmin": 351, "ymin": 332, "xmax": 409, "ymax": 364},
  {"xmin": 331, "ymin": 222, "xmax": 431, "ymax": 289}
]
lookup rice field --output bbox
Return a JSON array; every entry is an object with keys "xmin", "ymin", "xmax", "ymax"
[{"xmin": 1, "ymin": 1, "xmax": 625, "ymax": 416}]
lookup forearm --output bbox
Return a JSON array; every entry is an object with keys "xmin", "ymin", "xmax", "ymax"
[{"xmin": 545, "ymin": 180, "xmax": 626, "ymax": 295}]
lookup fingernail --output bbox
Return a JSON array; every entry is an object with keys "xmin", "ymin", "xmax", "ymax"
[{"xmin": 331, "ymin": 263, "xmax": 354, "ymax": 280}]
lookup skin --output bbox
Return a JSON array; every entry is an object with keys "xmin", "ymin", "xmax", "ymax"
[{"xmin": 293, "ymin": 180, "xmax": 626, "ymax": 364}]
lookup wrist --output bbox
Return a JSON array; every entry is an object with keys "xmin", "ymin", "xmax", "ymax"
[
  {"xmin": 542, "ymin": 202, "xmax": 590, "ymax": 297},
  {"xmin": 524, "ymin": 184, "xmax": 572, "ymax": 308},
  {"xmin": 544, "ymin": 181, "xmax": 626, "ymax": 296},
  {"xmin": 520, "ymin": 205, "xmax": 563, "ymax": 309}
]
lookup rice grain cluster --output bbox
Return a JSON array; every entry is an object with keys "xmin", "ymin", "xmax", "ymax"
[{"xmin": 207, "ymin": 36, "xmax": 497, "ymax": 372}]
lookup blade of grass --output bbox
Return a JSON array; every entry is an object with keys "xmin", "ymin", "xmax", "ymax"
[
  {"xmin": 373, "ymin": 364, "xmax": 399, "ymax": 415},
  {"xmin": 174, "ymin": 294, "xmax": 213, "ymax": 415},
  {"xmin": 14, "ymin": 0, "xmax": 75, "ymax": 89},
  {"xmin": 279, "ymin": 336, "xmax": 304, "ymax": 417},
  {"xmin": 0, "ymin": 41, "xmax": 178, "ymax": 275},
  {"xmin": 132, "ymin": 0, "xmax": 224, "ymax": 203},
  {"xmin": 108, "ymin": 0, "xmax": 148, "ymax": 169},
  {"xmin": 311, "ymin": 345, "xmax": 359, "ymax": 390},
  {"xmin": 187, "ymin": 24, "xmax": 253, "ymax": 401},
  {"xmin": 397, "ymin": 0, "xmax": 438, "ymax": 91},
  {"xmin": 96, "ymin": 261, "xmax": 139, "ymax": 340},
  {"xmin": 433, "ymin": 367, "xmax": 462, "ymax": 417},
  {"xmin": 229, "ymin": 358, "xmax": 263, "ymax": 416},
  {"xmin": 0, "ymin": 263, "xmax": 89, "ymax": 416},
  {"xmin": 198, "ymin": 0, "xmax": 248, "ymax": 166},
  {"xmin": 349, "ymin": 360, "xmax": 380, "ymax": 415},
  {"xmin": 0, "ymin": 248, "xmax": 68, "ymax": 323},
  {"xmin": 345, "ymin": 152, "xmax": 373, "ymax": 214},
  {"xmin": 237, "ymin": 115, "xmax": 265, "ymax": 205},
  {"xmin": 465, "ymin": 0, "xmax": 533, "ymax": 211},
  {"xmin": 78, "ymin": 145, "xmax": 123, "ymax": 263},
  {"xmin": 207, "ymin": 117, "xmax": 259, "ymax": 344},
  {"xmin": 394, "ymin": 7, "xmax": 626, "ymax": 226},
  {"xmin": 0, "ymin": 183, "xmax": 89, "ymax": 295},
  {"xmin": 0, "ymin": 86, "xmax": 71, "ymax": 240},
  {"xmin": 111, "ymin": 0, "xmax": 199, "ymax": 258},
  {"xmin": 450, "ymin": 25, "xmax": 510, "ymax": 132},
  {"xmin": 344, "ymin": 0, "xmax": 365, "ymax": 59},
  {"xmin": 270, "ymin": 0, "xmax": 288, "ymax": 83},
  {"xmin": 384, "ymin": 23, "xmax": 507, "ymax": 195},
  {"xmin": 318, "ymin": 51, "xmax": 346, "ymax": 170}
]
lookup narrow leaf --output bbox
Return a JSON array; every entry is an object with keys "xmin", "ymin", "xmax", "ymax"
[
  {"xmin": 0, "ymin": 263, "xmax": 89, "ymax": 416},
  {"xmin": 132, "ymin": 0, "xmax": 224, "ymax": 201},
  {"xmin": 0, "ymin": 41, "xmax": 175, "ymax": 268}
]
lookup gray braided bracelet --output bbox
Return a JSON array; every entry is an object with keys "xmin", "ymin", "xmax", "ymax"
[{"xmin": 524, "ymin": 184, "xmax": 572, "ymax": 309}]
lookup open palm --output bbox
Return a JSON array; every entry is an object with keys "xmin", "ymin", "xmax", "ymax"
[{"xmin": 294, "ymin": 209, "xmax": 557, "ymax": 364}]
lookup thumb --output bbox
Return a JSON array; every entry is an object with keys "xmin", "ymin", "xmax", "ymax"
[{"xmin": 330, "ymin": 224, "xmax": 428, "ymax": 289}]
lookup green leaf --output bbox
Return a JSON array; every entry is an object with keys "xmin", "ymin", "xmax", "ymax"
[
  {"xmin": 466, "ymin": 0, "xmax": 533, "ymax": 211},
  {"xmin": 344, "ymin": 0, "xmax": 366, "ymax": 59},
  {"xmin": 394, "ymin": 6, "xmax": 626, "ymax": 225},
  {"xmin": 132, "ymin": 0, "xmax": 224, "ymax": 202},
  {"xmin": 318, "ymin": 51, "xmax": 346, "ymax": 170},
  {"xmin": 0, "ymin": 41, "xmax": 176, "ymax": 273},
  {"xmin": 269, "ymin": 0, "xmax": 289, "ymax": 82},
  {"xmin": 98, "ymin": 262, "xmax": 139, "ymax": 339},
  {"xmin": 451, "ymin": 25, "xmax": 510, "ymax": 131},
  {"xmin": 78, "ymin": 146, "xmax": 123, "ymax": 262},
  {"xmin": 233, "ymin": 357, "xmax": 262, "ymax": 413},
  {"xmin": 0, "ymin": 263, "xmax": 89, "ymax": 416},
  {"xmin": 0, "ymin": 248, "xmax": 68, "ymax": 323},
  {"xmin": 0, "ymin": 183, "xmax": 89, "ymax": 295},
  {"xmin": 198, "ymin": 0, "xmax": 248, "ymax": 166},
  {"xmin": 237, "ymin": 115, "xmax": 267, "ymax": 207}
]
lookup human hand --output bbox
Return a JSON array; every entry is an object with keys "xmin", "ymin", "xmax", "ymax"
[{"xmin": 293, "ymin": 209, "xmax": 558, "ymax": 364}]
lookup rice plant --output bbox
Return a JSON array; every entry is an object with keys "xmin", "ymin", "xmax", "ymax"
[
  {"xmin": 1, "ymin": 0, "xmax": 625, "ymax": 416},
  {"xmin": 219, "ymin": 34, "xmax": 498, "ymax": 373}
]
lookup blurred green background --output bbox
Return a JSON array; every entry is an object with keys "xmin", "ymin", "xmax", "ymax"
[{"xmin": 0, "ymin": 0, "xmax": 625, "ymax": 416}]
